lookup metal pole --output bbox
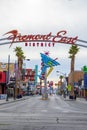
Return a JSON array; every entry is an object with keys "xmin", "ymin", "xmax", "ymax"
[
  {"xmin": 43, "ymin": 68, "xmax": 48, "ymax": 99},
  {"xmin": 14, "ymin": 61, "xmax": 17, "ymax": 99},
  {"xmin": 13, "ymin": 84, "xmax": 16, "ymax": 100},
  {"xmin": 28, "ymin": 78, "xmax": 30, "ymax": 96},
  {"xmin": 13, "ymin": 61, "xmax": 16, "ymax": 100},
  {"xmin": 6, "ymin": 55, "xmax": 10, "ymax": 101},
  {"xmin": 40, "ymin": 78, "xmax": 42, "ymax": 95}
]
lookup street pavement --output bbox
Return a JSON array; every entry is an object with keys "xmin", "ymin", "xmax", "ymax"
[
  {"xmin": 62, "ymin": 95, "xmax": 87, "ymax": 103},
  {"xmin": 0, "ymin": 95, "xmax": 87, "ymax": 130}
]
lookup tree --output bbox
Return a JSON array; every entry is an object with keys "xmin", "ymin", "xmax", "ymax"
[
  {"xmin": 68, "ymin": 45, "xmax": 79, "ymax": 72},
  {"xmin": 14, "ymin": 46, "xmax": 26, "ymax": 73},
  {"xmin": 14, "ymin": 47, "xmax": 26, "ymax": 95},
  {"xmin": 68, "ymin": 45, "xmax": 79, "ymax": 96},
  {"xmin": 59, "ymin": 75, "xmax": 64, "ymax": 82}
]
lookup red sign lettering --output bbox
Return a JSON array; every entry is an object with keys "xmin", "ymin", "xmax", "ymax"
[{"xmin": 3, "ymin": 30, "xmax": 78, "ymax": 47}]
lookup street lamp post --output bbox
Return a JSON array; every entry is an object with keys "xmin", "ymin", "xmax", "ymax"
[
  {"xmin": 13, "ymin": 84, "xmax": 16, "ymax": 100},
  {"xmin": 28, "ymin": 77, "xmax": 30, "ymax": 96},
  {"xmin": 44, "ymin": 68, "xmax": 48, "ymax": 98},
  {"xmin": 42, "ymin": 68, "xmax": 48, "ymax": 99},
  {"xmin": 14, "ymin": 60, "xmax": 17, "ymax": 100},
  {"xmin": 6, "ymin": 55, "xmax": 10, "ymax": 101}
]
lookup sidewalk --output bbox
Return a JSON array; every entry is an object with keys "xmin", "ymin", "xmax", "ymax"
[
  {"xmin": 63, "ymin": 95, "xmax": 87, "ymax": 103},
  {"xmin": 77, "ymin": 97, "xmax": 87, "ymax": 103},
  {"xmin": 0, "ymin": 96, "xmax": 30, "ymax": 105}
]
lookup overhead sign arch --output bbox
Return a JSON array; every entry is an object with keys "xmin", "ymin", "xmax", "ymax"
[{"xmin": 0, "ymin": 29, "xmax": 87, "ymax": 48}]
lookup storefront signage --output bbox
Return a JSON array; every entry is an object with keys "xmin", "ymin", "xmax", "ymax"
[
  {"xmin": 40, "ymin": 53, "xmax": 60, "ymax": 79},
  {"xmin": 1, "ymin": 63, "xmax": 6, "ymax": 69},
  {"xmin": 4, "ymin": 30, "xmax": 78, "ymax": 47}
]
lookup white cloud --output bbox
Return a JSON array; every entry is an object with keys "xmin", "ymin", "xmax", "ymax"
[{"xmin": 0, "ymin": 0, "xmax": 87, "ymax": 81}]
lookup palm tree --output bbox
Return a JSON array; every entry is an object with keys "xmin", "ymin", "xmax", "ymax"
[
  {"xmin": 59, "ymin": 75, "xmax": 64, "ymax": 82},
  {"xmin": 14, "ymin": 47, "xmax": 26, "ymax": 73},
  {"xmin": 68, "ymin": 45, "xmax": 79, "ymax": 96},
  {"xmin": 14, "ymin": 47, "xmax": 26, "ymax": 95},
  {"xmin": 68, "ymin": 45, "xmax": 79, "ymax": 72}
]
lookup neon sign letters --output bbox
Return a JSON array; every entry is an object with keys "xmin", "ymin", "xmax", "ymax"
[
  {"xmin": 4, "ymin": 30, "xmax": 78, "ymax": 47},
  {"xmin": 39, "ymin": 53, "xmax": 60, "ymax": 79}
]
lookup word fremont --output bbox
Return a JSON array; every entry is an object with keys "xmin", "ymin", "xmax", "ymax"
[{"xmin": 4, "ymin": 30, "xmax": 78, "ymax": 47}]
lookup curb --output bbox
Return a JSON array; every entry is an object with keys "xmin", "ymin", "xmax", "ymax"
[{"xmin": 0, "ymin": 97, "xmax": 30, "ymax": 105}]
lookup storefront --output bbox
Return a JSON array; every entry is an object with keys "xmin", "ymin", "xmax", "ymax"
[{"xmin": 0, "ymin": 71, "xmax": 6, "ymax": 94}]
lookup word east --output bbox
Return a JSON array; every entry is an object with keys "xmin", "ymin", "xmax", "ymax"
[{"xmin": 25, "ymin": 42, "xmax": 55, "ymax": 47}]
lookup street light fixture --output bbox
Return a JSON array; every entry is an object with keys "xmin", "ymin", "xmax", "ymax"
[
  {"xmin": 26, "ymin": 59, "xmax": 30, "ymax": 61},
  {"xmin": 14, "ymin": 60, "xmax": 18, "ymax": 100},
  {"xmin": 6, "ymin": 55, "xmax": 10, "ymax": 101},
  {"xmin": 56, "ymin": 71, "xmax": 66, "ymax": 76}
]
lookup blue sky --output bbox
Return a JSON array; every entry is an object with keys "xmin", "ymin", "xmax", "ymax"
[{"xmin": 0, "ymin": 0, "xmax": 87, "ymax": 82}]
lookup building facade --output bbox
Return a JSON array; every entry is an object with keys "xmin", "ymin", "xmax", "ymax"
[
  {"xmin": 68, "ymin": 71, "xmax": 84, "ymax": 85},
  {"xmin": 0, "ymin": 62, "xmax": 14, "ymax": 95}
]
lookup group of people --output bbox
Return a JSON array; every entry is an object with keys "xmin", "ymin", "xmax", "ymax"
[{"xmin": 63, "ymin": 83, "xmax": 78, "ymax": 100}]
